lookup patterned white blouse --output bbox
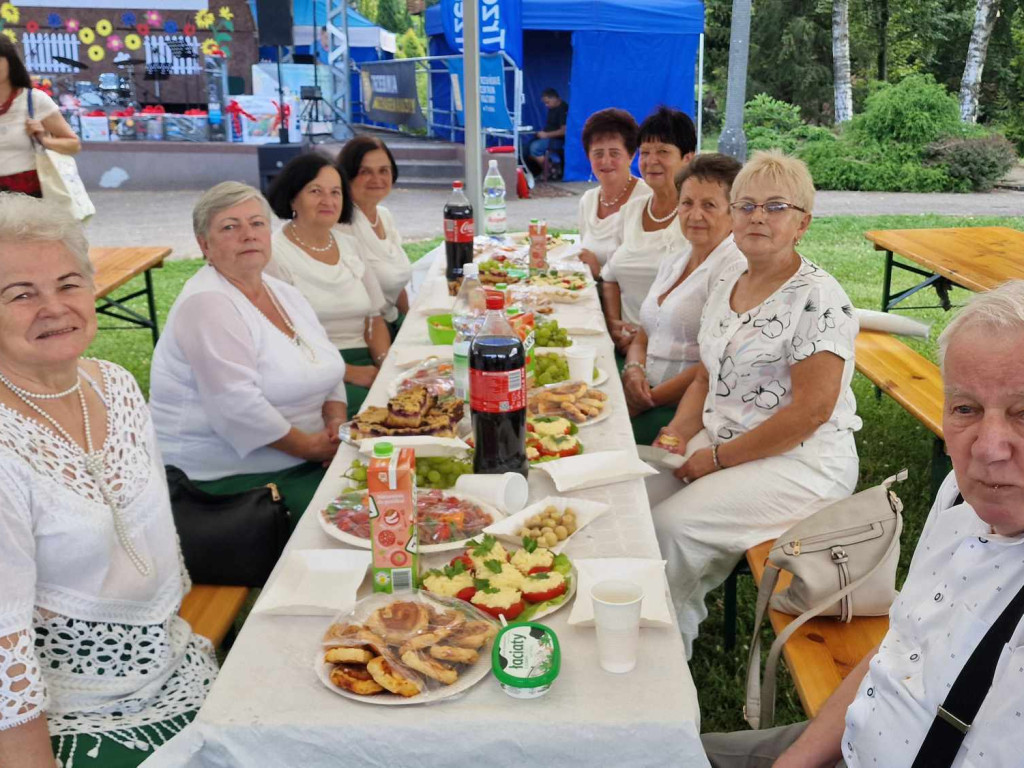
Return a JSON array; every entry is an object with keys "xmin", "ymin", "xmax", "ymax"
[
  {"xmin": 0, "ymin": 361, "xmax": 217, "ymax": 765},
  {"xmin": 697, "ymin": 256, "xmax": 862, "ymax": 458}
]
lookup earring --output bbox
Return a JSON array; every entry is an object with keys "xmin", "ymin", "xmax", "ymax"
[{"xmin": 291, "ymin": 210, "xmax": 297, "ymax": 219}]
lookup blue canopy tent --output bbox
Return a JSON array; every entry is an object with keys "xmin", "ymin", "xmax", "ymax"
[{"xmin": 425, "ymin": 0, "xmax": 704, "ymax": 182}]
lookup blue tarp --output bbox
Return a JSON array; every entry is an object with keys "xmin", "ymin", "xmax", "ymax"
[{"xmin": 424, "ymin": 0, "xmax": 704, "ymax": 181}]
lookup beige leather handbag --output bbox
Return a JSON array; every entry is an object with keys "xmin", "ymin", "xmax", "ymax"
[{"xmin": 744, "ymin": 470, "xmax": 907, "ymax": 729}]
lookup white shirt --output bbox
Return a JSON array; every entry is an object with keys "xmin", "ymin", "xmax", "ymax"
[
  {"xmin": 578, "ymin": 179, "xmax": 652, "ymax": 267},
  {"xmin": 638, "ymin": 234, "xmax": 745, "ymax": 387},
  {"xmin": 843, "ymin": 472, "xmax": 1024, "ymax": 768},
  {"xmin": 149, "ymin": 264, "xmax": 347, "ymax": 481},
  {"xmin": 600, "ymin": 194, "xmax": 687, "ymax": 325},
  {"xmin": 0, "ymin": 88, "xmax": 58, "ymax": 176},
  {"xmin": 697, "ymin": 256, "xmax": 861, "ymax": 458},
  {"xmin": 0, "ymin": 361, "xmax": 216, "ymax": 757},
  {"xmin": 337, "ymin": 205, "xmax": 410, "ymax": 323},
  {"xmin": 268, "ymin": 227, "xmax": 387, "ymax": 349}
]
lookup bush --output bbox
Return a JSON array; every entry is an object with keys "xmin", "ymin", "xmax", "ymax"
[
  {"xmin": 926, "ymin": 134, "xmax": 1018, "ymax": 192},
  {"xmin": 745, "ymin": 93, "xmax": 804, "ymax": 133},
  {"xmin": 852, "ymin": 74, "xmax": 962, "ymax": 147},
  {"xmin": 798, "ymin": 141, "xmax": 969, "ymax": 192}
]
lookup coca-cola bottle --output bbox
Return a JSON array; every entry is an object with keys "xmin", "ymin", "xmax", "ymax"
[
  {"xmin": 444, "ymin": 180, "xmax": 474, "ymax": 281},
  {"xmin": 470, "ymin": 293, "xmax": 528, "ymax": 477}
]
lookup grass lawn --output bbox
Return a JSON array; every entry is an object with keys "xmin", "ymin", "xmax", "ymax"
[{"xmin": 88, "ymin": 214, "xmax": 1023, "ymax": 733}]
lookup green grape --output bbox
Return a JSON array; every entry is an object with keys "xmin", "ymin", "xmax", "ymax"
[
  {"xmin": 427, "ymin": 469, "xmax": 442, "ymax": 483},
  {"xmin": 352, "ymin": 467, "xmax": 367, "ymax": 481},
  {"xmin": 350, "ymin": 459, "xmax": 362, "ymax": 468}
]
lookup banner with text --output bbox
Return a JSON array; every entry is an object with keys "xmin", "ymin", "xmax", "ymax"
[
  {"xmin": 359, "ymin": 60, "xmax": 426, "ymax": 130},
  {"xmin": 440, "ymin": 0, "xmax": 522, "ymax": 68},
  {"xmin": 446, "ymin": 54, "xmax": 512, "ymax": 133}
]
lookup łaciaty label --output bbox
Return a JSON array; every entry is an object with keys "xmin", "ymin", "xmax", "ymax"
[{"xmin": 469, "ymin": 368, "xmax": 526, "ymax": 413}]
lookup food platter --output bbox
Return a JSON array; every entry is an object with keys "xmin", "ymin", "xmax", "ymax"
[
  {"xmin": 387, "ymin": 358, "xmax": 455, "ymax": 399},
  {"xmin": 319, "ymin": 489, "xmax": 504, "ymax": 553},
  {"xmin": 527, "ymin": 380, "xmax": 612, "ymax": 428}
]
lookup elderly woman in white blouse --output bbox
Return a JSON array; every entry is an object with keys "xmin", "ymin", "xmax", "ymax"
[
  {"xmin": 265, "ymin": 152, "xmax": 391, "ymax": 415},
  {"xmin": 576, "ymin": 108, "xmax": 650, "ymax": 279},
  {"xmin": 150, "ymin": 181, "xmax": 347, "ymax": 523},
  {"xmin": 337, "ymin": 136, "xmax": 411, "ymax": 335},
  {"xmin": 601, "ymin": 106, "xmax": 696, "ymax": 355},
  {"xmin": 651, "ymin": 152, "xmax": 860, "ymax": 658},
  {"xmin": 623, "ymin": 153, "xmax": 745, "ymax": 445},
  {"xmin": 0, "ymin": 194, "xmax": 217, "ymax": 768}
]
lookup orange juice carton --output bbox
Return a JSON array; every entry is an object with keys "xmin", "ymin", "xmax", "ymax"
[
  {"xmin": 507, "ymin": 307, "xmax": 536, "ymax": 380},
  {"xmin": 367, "ymin": 443, "xmax": 419, "ymax": 593},
  {"xmin": 529, "ymin": 219, "xmax": 548, "ymax": 273}
]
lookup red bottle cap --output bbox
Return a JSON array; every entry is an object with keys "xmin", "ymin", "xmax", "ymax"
[
  {"xmin": 485, "ymin": 293, "xmax": 504, "ymax": 310},
  {"xmin": 453, "ymin": 180, "xmax": 464, "ymax": 188}
]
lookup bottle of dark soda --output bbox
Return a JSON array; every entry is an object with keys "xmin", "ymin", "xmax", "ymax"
[
  {"xmin": 444, "ymin": 180, "xmax": 474, "ymax": 281},
  {"xmin": 470, "ymin": 293, "xmax": 529, "ymax": 477}
]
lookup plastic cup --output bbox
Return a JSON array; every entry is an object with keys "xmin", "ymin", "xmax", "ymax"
[
  {"xmin": 565, "ymin": 344, "xmax": 597, "ymax": 384},
  {"xmin": 454, "ymin": 472, "xmax": 529, "ymax": 514},
  {"xmin": 591, "ymin": 579, "xmax": 644, "ymax": 674}
]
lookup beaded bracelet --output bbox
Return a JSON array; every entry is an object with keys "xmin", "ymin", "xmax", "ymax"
[{"xmin": 712, "ymin": 444, "xmax": 722, "ymax": 470}]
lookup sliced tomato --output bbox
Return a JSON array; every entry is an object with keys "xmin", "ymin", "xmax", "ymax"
[
  {"xmin": 450, "ymin": 554, "xmax": 474, "ymax": 570},
  {"xmin": 522, "ymin": 581, "xmax": 568, "ymax": 604},
  {"xmin": 456, "ymin": 586, "xmax": 477, "ymax": 602},
  {"xmin": 527, "ymin": 565, "xmax": 553, "ymax": 575},
  {"xmin": 475, "ymin": 600, "xmax": 525, "ymax": 621}
]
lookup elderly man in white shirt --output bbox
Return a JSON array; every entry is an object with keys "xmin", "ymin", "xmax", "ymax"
[{"xmin": 702, "ymin": 278, "xmax": 1024, "ymax": 768}]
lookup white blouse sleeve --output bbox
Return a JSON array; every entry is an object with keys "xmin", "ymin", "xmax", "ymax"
[
  {"xmin": 172, "ymin": 292, "xmax": 294, "ymax": 458},
  {"xmin": 599, "ymin": 252, "xmax": 618, "ymax": 283},
  {"xmin": 786, "ymin": 277, "xmax": 858, "ymax": 365},
  {"xmin": 0, "ymin": 475, "xmax": 46, "ymax": 731},
  {"xmin": 578, "ymin": 195, "xmax": 590, "ymax": 243}
]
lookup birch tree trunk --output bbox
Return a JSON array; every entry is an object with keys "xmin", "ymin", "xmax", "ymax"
[
  {"xmin": 959, "ymin": 0, "xmax": 1000, "ymax": 123},
  {"xmin": 832, "ymin": 0, "xmax": 854, "ymax": 123}
]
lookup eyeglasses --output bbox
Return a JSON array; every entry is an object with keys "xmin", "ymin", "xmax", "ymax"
[{"xmin": 730, "ymin": 201, "xmax": 807, "ymax": 216}]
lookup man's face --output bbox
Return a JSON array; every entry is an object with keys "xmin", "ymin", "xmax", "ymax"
[
  {"xmin": 542, "ymin": 95, "xmax": 559, "ymax": 109},
  {"xmin": 943, "ymin": 324, "xmax": 1024, "ymax": 535}
]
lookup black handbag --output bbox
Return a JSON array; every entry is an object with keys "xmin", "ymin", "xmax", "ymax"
[{"xmin": 166, "ymin": 466, "xmax": 292, "ymax": 587}]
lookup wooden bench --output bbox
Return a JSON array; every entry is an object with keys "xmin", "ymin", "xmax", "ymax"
[
  {"xmin": 746, "ymin": 540, "xmax": 889, "ymax": 718},
  {"xmin": 90, "ymin": 246, "xmax": 172, "ymax": 346},
  {"xmin": 179, "ymin": 585, "xmax": 249, "ymax": 649}
]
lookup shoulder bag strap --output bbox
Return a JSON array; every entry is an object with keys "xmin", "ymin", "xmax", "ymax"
[
  {"xmin": 911, "ymin": 577, "xmax": 1024, "ymax": 767},
  {"xmin": 745, "ymin": 509, "xmax": 903, "ymax": 729}
]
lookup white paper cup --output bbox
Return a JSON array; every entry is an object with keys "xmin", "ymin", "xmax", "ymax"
[
  {"xmin": 454, "ymin": 472, "xmax": 529, "ymax": 514},
  {"xmin": 591, "ymin": 579, "xmax": 644, "ymax": 674},
  {"xmin": 565, "ymin": 344, "xmax": 597, "ymax": 384}
]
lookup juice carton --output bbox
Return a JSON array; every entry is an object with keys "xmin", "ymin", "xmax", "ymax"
[
  {"xmin": 367, "ymin": 443, "xmax": 419, "ymax": 593},
  {"xmin": 507, "ymin": 307, "xmax": 536, "ymax": 381},
  {"xmin": 529, "ymin": 219, "xmax": 548, "ymax": 274}
]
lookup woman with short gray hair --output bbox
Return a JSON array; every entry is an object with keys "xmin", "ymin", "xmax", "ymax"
[
  {"xmin": 0, "ymin": 194, "xmax": 217, "ymax": 768},
  {"xmin": 149, "ymin": 182, "xmax": 347, "ymax": 524}
]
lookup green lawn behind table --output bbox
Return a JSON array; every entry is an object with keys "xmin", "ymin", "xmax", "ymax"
[{"xmin": 89, "ymin": 216, "xmax": 1023, "ymax": 732}]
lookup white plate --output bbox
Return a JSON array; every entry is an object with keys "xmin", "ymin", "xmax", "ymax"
[
  {"xmin": 533, "ymin": 349, "xmax": 609, "ymax": 387},
  {"xmin": 483, "ymin": 496, "xmax": 609, "ymax": 553},
  {"xmin": 253, "ymin": 550, "xmax": 371, "ymax": 616},
  {"xmin": 386, "ymin": 362, "xmax": 455, "ymax": 399},
  {"xmin": 517, "ymin": 562, "xmax": 577, "ymax": 623},
  {"xmin": 567, "ymin": 558, "xmax": 674, "ymax": 628},
  {"xmin": 319, "ymin": 490, "xmax": 505, "ymax": 554}
]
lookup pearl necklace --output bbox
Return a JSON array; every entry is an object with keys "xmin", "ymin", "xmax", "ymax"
[
  {"xmin": 363, "ymin": 206, "xmax": 381, "ymax": 229},
  {"xmin": 260, "ymin": 283, "xmax": 318, "ymax": 362},
  {"xmin": 599, "ymin": 176, "xmax": 634, "ymax": 208},
  {"xmin": 646, "ymin": 195, "xmax": 678, "ymax": 224},
  {"xmin": 0, "ymin": 368, "xmax": 151, "ymax": 576},
  {"xmin": 289, "ymin": 222, "xmax": 335, "ymax": 253},
  {"xmin": 0, "ymin": 374, "xmax": 80, "ymax": 400}
]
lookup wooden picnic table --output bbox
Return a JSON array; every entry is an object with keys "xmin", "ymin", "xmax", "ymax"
[
  {"xmin": 865, "ymin": 226, "xmax": 1024, "ymax": 311},
  {"xmin": 89, "ymin": 246, "xmax": 171, "ymax": 346}
]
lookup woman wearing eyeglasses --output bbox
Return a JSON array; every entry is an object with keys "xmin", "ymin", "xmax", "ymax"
[{"xmin": 650, "ymin": 151, "xmax": 860, "ymax": 658}]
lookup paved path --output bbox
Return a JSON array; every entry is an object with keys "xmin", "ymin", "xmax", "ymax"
[{"xmin": 86, "ymin": 184, "xmax": 1024, "ymax": 261}]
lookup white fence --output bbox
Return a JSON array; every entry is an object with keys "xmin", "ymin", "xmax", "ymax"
[{"xmin": 22, "ymin": 33, "xmax": 83, "ymax": 73}]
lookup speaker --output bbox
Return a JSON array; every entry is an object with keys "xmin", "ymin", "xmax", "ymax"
[
  {"xmin": 256, "ymin": 0, "xmax": 293, "ymax": 47},
  {"xmin": 257, "ymin": 143, "xmax": 304, "ymax": 194}
]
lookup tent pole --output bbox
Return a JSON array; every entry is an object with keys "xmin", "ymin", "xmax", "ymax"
[
  {"xmin": 463, "ymin": 0, "xmax": 484, "ymax": 233},
  {"xmin": 697, "ymin": 32, "xmax": 704, "ymax": 152},
  {"xmin": 342, "ymin": 0, "xmax": 351, "ymax": 125}
]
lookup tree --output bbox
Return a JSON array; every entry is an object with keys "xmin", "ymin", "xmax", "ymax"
[
  {"xmin": 376, "ymin": 0, "xmax": 412, "ymax": 33},
  {"xmin": 959, "ymin": 0, "xmax": 1001, "ymax": 122},
  {"xmin": 833, "ymin": 0, "xmax": 854, "ymax": 122},
  {"xmin": 718, "ymin": 0, "xmax": 754, "ymax": 159}
]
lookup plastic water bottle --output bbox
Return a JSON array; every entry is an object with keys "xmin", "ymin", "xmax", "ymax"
[
  {"xmin": 483, "ymin": 160, "xmax": 507, "ymax": 236},
  {"xmin": 452, "ymin": 263, "xmax": 487, "ymax": 403}
]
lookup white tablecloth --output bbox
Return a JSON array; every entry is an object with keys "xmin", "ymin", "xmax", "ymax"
[{"xmin": 142, "ymin": 245, "xmax": 709, "ymax": 768}]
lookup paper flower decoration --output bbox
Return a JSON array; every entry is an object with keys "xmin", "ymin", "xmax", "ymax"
[
  {"xmin": 136, "ymin": 22, "xmax": 149, "ymax": 35},
  {"xmin": 218, "ymin": 6, "xmax": 234, "ymax": 21},
  {"xmin": 96, "ymin": 19, "xmax": 112, "ymax": 36},
  {"xmin": 0, "ymin": 4, "xmax": 20, "ymax": 25},
  {"xmin": 195, "ymin": 9, "xmax": 215, "ymax": 30},
  {"xmin": 87, "ymin": 44, "xmax": 105, "ymax": 62},
  {"xmin": 47, "ymin": 13, "xmax": 62, "ymax": 28},
  {"xmin": 183, "ymin": 22, "xmax": 196, "ymax": 36},
  {"xmin": 65, "ymin": 19, "xmax": 79, "ymax": 33},
  {"xmin": 26, "ymin": 21, "xmax": 39, "ymax": 34},
  {"xmin": 1, "ymin": 29, "xmax": 15, "ymax": 44},
  {"xmin": 200, "ymin": 38, "xmax": 223, "ymax": 56},
  {"xmin": 163, "ymin": 19, "xmax": 178, "ymax": 34},
  {"xmin": 145, "ymin": 10, "xmax": 162, "ymax": 27},
  {"xmin": 121, "ymin": 12, "xmax": 136, "ymax": 27},
  {"xmin": 78, "ymin": 27, "xmax": 95, "ymax": 44},
  {"xmin": 124, "ymin": 33, "xmax": 141, "ymax": 50},
  {"xmin": 107, "ymin": 35, "xmax": 123, "ymax": 52}
]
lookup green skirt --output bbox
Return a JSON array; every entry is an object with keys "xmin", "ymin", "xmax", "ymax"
[
  {"xmin": 387, "ymin": 313, "xmax": 406, "ymax": 341},
  {"xmin": 631, "ymin": 404, "xmax": 678, "ymax": 446},
  {"xmin": 195, "ymin": 461, "xmax": 326, "ymax": 529},
  {"xmin": 51, "ymin": 713, "xmax": 197, "ymax": 767},
  {"xmin": 340, "ymin": 346, "xmax": 373, "ymax": 416}
]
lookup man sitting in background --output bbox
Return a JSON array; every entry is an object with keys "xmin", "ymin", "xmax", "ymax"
[
  {"xmin": 702, "ymin": 279, "xmax": 1024, "ymax": 768},
  {"xmin": 527, "ymin": 88, "xmax": 568, "ymax": 180}
]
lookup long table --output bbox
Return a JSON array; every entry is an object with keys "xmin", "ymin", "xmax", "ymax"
[{"xmin": 143, "ymin": 245, "xmax": 708, "ymax": 768}]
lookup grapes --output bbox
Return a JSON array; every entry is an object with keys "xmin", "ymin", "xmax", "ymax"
[
  {"xmin": 533, "ymin": 353, "xmax": 570, "ymax": 386},
  {"xmin": 346, "ymin": 455, "xmax": 472, "ymax": 490},
  {"xmin": 535, "ymin": 319, "xmax": 572, "ymax": 348}
]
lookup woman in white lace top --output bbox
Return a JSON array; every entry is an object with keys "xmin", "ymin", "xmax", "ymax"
[{"xmin": 0, "ymin": 194, "xmax": 217, "ymax": 767}]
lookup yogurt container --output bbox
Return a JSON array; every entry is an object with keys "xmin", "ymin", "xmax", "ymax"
[{"xmin": 492, "ymin": 622, "xmax": 561, "ymax": 699}]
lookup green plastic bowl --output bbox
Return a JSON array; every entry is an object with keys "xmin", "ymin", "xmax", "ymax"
[{"xmin": 427, "ymin": 313, "xmax": 456, "ymax": 345}]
